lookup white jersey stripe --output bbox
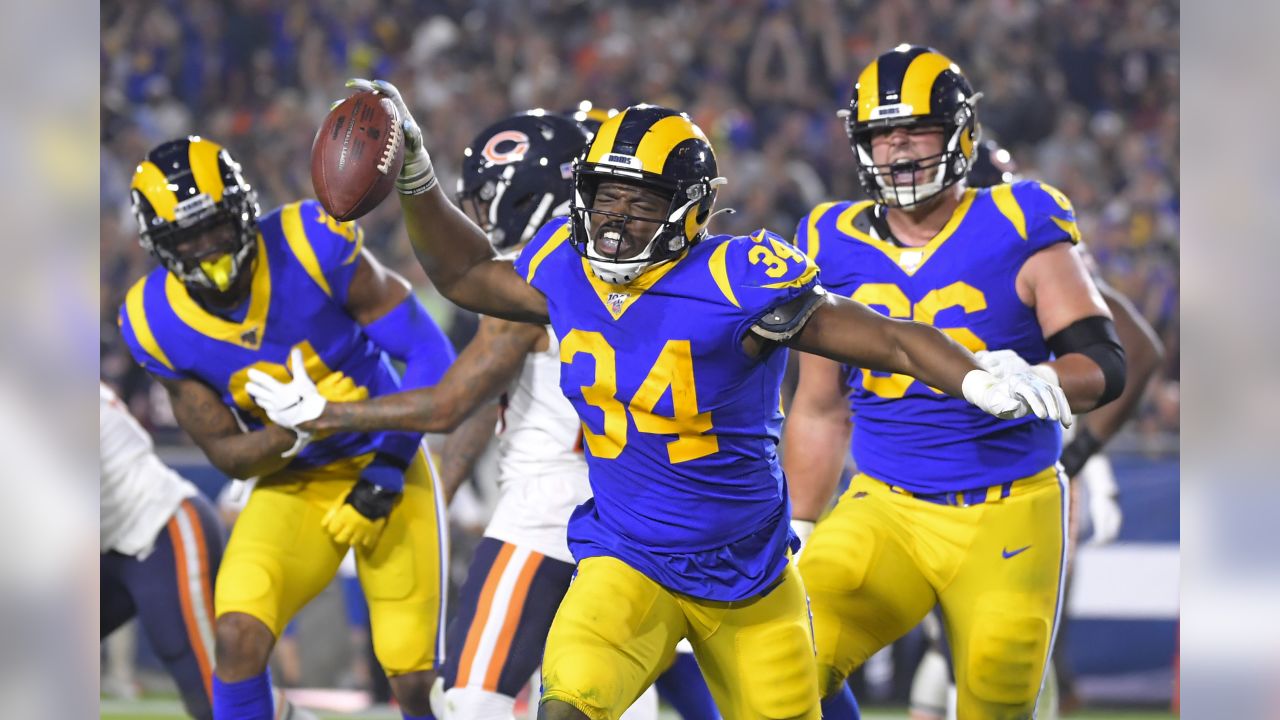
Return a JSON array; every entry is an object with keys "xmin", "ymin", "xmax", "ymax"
[
  {"xmin": 459, "ymin": 545, "xmax": 535, "ymax": 688},
  {"xmin": 173, "ymin": 501, "xmax": 217, "ymax": 671}
]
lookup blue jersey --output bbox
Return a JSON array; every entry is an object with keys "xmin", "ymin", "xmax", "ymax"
[
  {"xmin": 513, "ymin": 217, "xmax": 818, "ymax": 601},
  {"xmin": 795, "ymin": 181, "xmax": 1080, "ymax": 493},
  {"xmin": 118, "ymin": 200, "xmax": 431, "ymax": 491}
]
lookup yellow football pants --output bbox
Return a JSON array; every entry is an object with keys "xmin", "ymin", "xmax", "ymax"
[
  {"xmin": 214, "ymin": 448, "xmax": 447, "ymax": 676},
  {"xmin": 541, "ymin": 555, "xmax": 820, "ymax": 720},
  {"xmin": 799, "ymin": 466, "xmax": 1067, "ymax": 720}
]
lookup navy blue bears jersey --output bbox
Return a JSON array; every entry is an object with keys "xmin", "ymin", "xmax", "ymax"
[
  {"xmin": 514, "ymin": 217, "xmax": 818, "ymax": 601},
  {"xmin": 794, "ymin": 181, "xmax": 1081, "ymax": 493},
  {"xmin": 118, "ymin": 200, "xmax": 435, "ymax": 491}
]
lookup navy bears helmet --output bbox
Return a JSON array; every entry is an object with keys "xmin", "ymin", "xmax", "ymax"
[
  {"xmin": 130, "ymin": 137, "xmax": 260, "ymax": 293},
  {"xmin": 841, "ymin": 44, "xmax": 981, "ymax": 207},
  {"xmin": 457, "ymin": 111, "xmax": 592, "ymax": 251}
]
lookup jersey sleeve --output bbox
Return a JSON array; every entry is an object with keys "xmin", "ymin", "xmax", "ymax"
[
  {"xmin": 791, "ymin": 201, "xmax": 843, "ymax": 265},
  {"xmin": 513, "ymin": 216, "xmax": 573, "ymax": 293},
  {"xmin": 1012, "ymin": 180, "xmax": 1082, "ymax": 254},
  {"xmin": 279, "ymin": 199, "xmax": 368, "ymax": 305},
  {"xmin": 118, "ymin": 282, "xmax": 183, "ymax": 381},
  {"xmin": 706, "ymin": 230, "xmax": 822, "ymax": 340}
]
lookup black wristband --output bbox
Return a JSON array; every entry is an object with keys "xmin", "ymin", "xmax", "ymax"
[
  {"xmin": 345, "ymin": 478, "xmax": 400, "ymax": 520},
  {"xmin": 1060, "ymin": 426, "xmax": 1102, "ymax": 478}
]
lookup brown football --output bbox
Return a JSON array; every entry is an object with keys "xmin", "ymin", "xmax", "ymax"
[{"xmin": 311, "ymin": 90, "xmax": 404, "ymax": 221}]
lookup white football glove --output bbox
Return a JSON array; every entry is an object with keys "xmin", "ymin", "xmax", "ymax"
[
  {"xmin": 975, "ymin": 348, "xmax": 1060, "ymax": 386},
  {"xmin": 1081, "ymin": 457, "xmax": 1123, "ymax": 545},
  {"xmin": 962, "ymin": 368, "xmax": 1072, "ymax": 428},
  {"xmin": 345, "ymin": 78, "xmax": 437, "ymax": 195},
  {"xmin": 246, "ymin": 349, "xmax": 326, "ymax": 457}
]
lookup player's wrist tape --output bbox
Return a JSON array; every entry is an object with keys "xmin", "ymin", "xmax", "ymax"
[
  {"xmin": 1060, "ymin": 426, "xmax": 1102, "ymax": 478},
  {"xmin": 345, "ymin": 478, "xmax": 400, "ymax": 520},
  {"xmin": 396, "ymin": 149, "xmax": 438, "ymax": 195},
  {"xmin": 281, "ymin": 429, "xmax": 312, "ymax": 458}
]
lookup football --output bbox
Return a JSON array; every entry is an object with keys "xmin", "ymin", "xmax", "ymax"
[{"xmin": 311, "ymin": 90, "xmax": 404, "ymax": 221}]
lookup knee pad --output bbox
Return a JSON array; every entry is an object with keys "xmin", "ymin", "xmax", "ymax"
[
  {"xmin": 965, "ymin": 610, "xmax": 1049, "ymax": 708},
  {"xmin": 442, "ymin": 685, "xmax": 517, "ymax": 720},
  {"xmin": 735, "ymin": 620, "xmax": 819, "ymax": 719}
]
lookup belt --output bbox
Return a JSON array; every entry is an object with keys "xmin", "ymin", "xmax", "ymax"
[{"xmin": 888, "ymin": 481, "xmax": 1014, "ymax": 508}]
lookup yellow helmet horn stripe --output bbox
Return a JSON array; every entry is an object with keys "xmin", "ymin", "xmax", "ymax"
[
  {"xmin": 900, "ymin": 52, "xmax": 959, "ymax": 116},
  {"xmin": 634, "ymin": 115, "xmax": 710, "ymax": 175},
  {"xmin": 585, "ymin": 108, "xmax": 630, "ymax": 164},
  {"xmin": 188, "ymin": 138, "xmax": 227, "ymax": 203},
  {"xmin": 131, "ymin": 161, "xmax": 179, "ymax": 221},
  {"xmin": 855, "ymin": 59, "xmax": 880, "ymax": 122}
]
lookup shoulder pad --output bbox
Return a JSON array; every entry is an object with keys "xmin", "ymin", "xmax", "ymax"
[
  {"xmin": 514, "ymin": 216, "xmax": 573, "ymax": 286},
  {"xmin": 707, "ymin": 230, "xmax": 818, "ymax": 310}
]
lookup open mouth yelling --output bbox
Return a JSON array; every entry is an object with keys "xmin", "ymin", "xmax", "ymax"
[{"xmin": 594, "ymin": 224, "xmax": 638, "ymax": 259}]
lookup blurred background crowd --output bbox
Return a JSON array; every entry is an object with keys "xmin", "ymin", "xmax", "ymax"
[
  {"xmin": 101, "ymin": 0, "xmax": 1179, "ymax": 448},
  {"xmin": 100, "ymin": 0, "xmax": 1178, "ymax": 712}
]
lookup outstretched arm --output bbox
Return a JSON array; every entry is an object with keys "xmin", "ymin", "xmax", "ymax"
[
  {"xmin": 249, "ymin": 315, "xmax": 543, "ymax": 443},
  {"xmin": 787, "ymin": 294, "xmax": 978, "ymax": 399},
  {"xmin": 347, "ymin": 78, "xmax": 549, "ymax": 323},
  {"xmin": 398, "ymin": 186, "xmax": 549, "ymax": 323},
  {"xmin": 309, "ymin": 315, "xmax": 544, "ymax": 434},
  {"xmin": 784, "ymin": 292, "xmax": 1069, "ymax": 423}
]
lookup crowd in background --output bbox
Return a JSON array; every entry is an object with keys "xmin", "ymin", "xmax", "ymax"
[{"xmin": 100, "ymin": 0, "xmax": 1179, "ymax": 446}]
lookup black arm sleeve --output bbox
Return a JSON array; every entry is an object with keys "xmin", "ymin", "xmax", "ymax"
[{"xmin": 1046, "ymin": 315, "xmax": 1127, "ymax": 407}]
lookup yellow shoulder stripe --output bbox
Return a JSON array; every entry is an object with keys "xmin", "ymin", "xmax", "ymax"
[
  {"xmin": 525, "ymin": 223, "xmax": 572, "ymax": 283},
  {"xmin": 802, "ymin": 201, "xmax": 841, "ymax": 263},
  {"xmin": 281, "ymin": 202, "xmax": 332, "ymax": 296},
  {"xmin": 708, "ymin": 240, "xmax": 740, "ymax": 308},
  {"xmin": 123, "ymin": 277, "xmax": 175, "ymax": 371},
  {"xmin": 1052, "ymin": 216, "xmax": 1082, "ymax": 244},
  {"xmin": 989, "ymin": 184, "xmax": 1027, "ymax": 240}
]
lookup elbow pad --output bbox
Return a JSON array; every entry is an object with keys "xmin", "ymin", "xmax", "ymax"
[
  {"xmin": 1046, "ymin": 315, "xmax": 1126, "ymax": 406},
  {"xmin": 750, "ymin": 286, "xmax": 828, "ymax": 342}
]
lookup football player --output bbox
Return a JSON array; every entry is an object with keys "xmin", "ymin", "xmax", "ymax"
[
  {"xmin": 100, "ymin": 383, "xmax": 314, "ymax": 720},
  {"xmin": 116, "ymin": 137, "xmax": 455, "ymax": 720},
  {"xmin": 321, "ymin": 79, "xmax": 1066, "ymax": 720},
  {"xmin": 785, "ymin": 46, "xmax": 1129, "ymax": 720},
  {"xmin": 247, "ymin": 110, "xmax": 718, "ymax": 720},
  {"xmin": 905, "ymin": 140, "xmax": 1166, "ymax": 720}
]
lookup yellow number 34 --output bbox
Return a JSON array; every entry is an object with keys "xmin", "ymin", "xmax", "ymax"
[{"xmin": 560, "ymin": 331, "xmax": 718, "ymax": 464}]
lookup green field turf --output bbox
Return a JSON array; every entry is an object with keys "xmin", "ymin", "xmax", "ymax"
[{"xmin": 100, "ymin": 697, "xmax": 1177, "ymax": 720}]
